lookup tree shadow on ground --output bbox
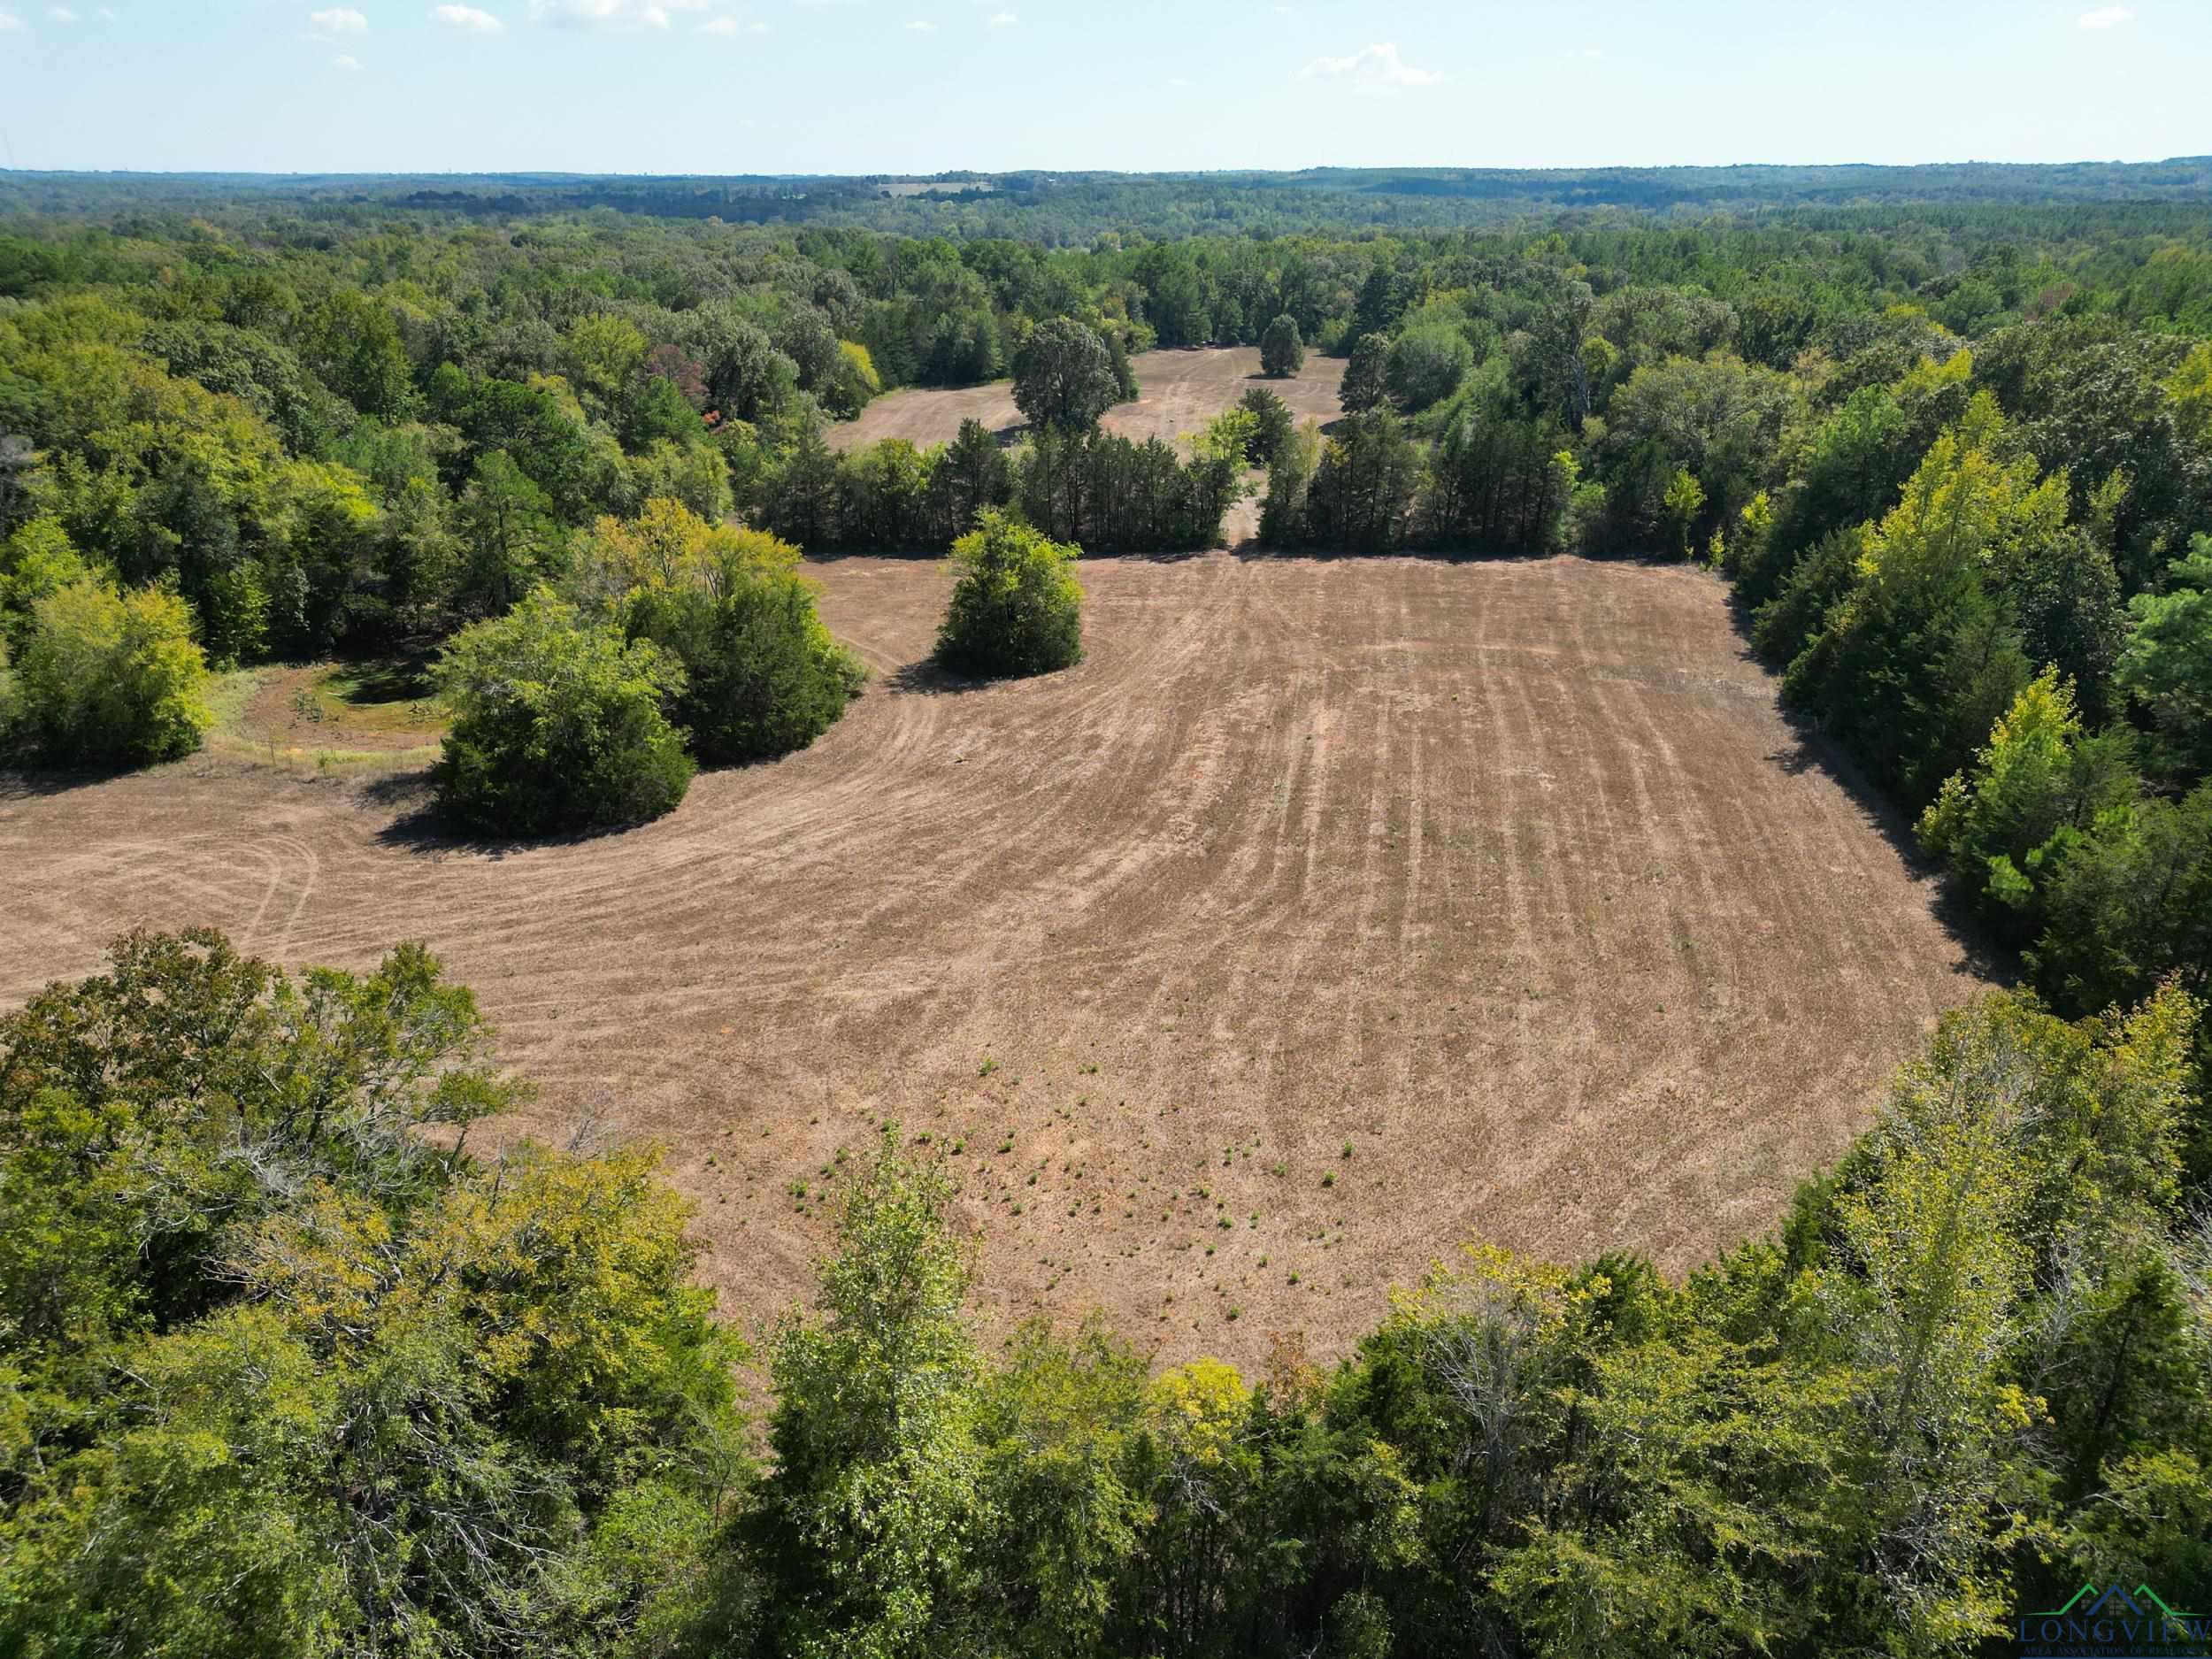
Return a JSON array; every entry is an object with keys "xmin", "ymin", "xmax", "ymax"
[
  {"xmin": 327, "ymin": 653, "xmax": 439, "ymax": 703},
  {"xmin": 799, "ymin": 546, "xmax": 949, "ymax": 565},
  {"xmin": 1228, "ymin": 542, "xmax": 1544, "ymax": 565},
  {"xmin": 884, "ymin": 657, "xmax": 998, "ymax": 697},
  {"xmin": 363, "ymin": 772, "xmax": 651, "ymax": 860},
  {"xmin": 0, "ymin": 760, "xmax": 165, "ymax": 800},
  {"xmin": 1727, "ymin": 611, "xmax": 2015, "ymax": 989},
  {"xmin": 1080, "ymin": 546, "xmax": 1215, "ymax": 565}
]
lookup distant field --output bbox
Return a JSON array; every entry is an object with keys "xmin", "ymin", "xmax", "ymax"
[
  {"xmin": 829, "ymin": 346, "xmax": 1348, "ymax": 454},
  {"xmin": 0, "ymin": 555, "xmax": 1992, "ymax": 1364}
]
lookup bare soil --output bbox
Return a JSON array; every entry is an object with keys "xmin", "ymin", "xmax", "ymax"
[
  {"xmin": 829, "ymin": 346, "xmax": 1348, "ymax": 454},
  {"xmin": 0, "ymin": 555, "xmax": 1993, "ymax": 1365}
]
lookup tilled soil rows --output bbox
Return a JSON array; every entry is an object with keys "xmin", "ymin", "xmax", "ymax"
[{"xmin": 0, "ymin": 554, "xmax": 1993, "ymax": 1363}]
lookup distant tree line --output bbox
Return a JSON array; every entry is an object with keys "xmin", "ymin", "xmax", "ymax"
[{"xmin": 10, "ymin": 162, "xmax": 2212, "ymax": 242}]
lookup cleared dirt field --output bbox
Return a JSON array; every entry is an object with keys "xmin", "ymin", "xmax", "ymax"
[
  {"xmin": 828, "ymin": 346, "xmax": 1348, "ymax": 453},
  {"xmin": 0, "ymin": 555, "xmax": 1993, "ymax": 1363}
]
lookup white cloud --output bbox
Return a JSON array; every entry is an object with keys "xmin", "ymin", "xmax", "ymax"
[
  {"xmin": 333, "ymin": 51, "xmax": 362, "ymax": 67},
  {"xmin": 431, "ymin": 4, "xmax": 503, "ymax": 29},
  {"xmin": 1298, "ymin": 41, "xmax": 1443, "ymax": 91},
  {"xmin": 48, "ymin": 5, "xmax": 76, "ymax": 19},
  {"xmin": 905, "ymin": 18, "xmax": 933, "ymax": 28},
  {"xmin": 311, "ymin": 6, "xmax": 369, "ymax": 33},
  {"xmin": 2077, "ymin": 4, "xmax": 2132, "ymax": 25},
  {"xmin": 700, "ymin": 12, "xmax": 735, "ymax": 30},
  {"xmin": 0, "ymin": 8, "xmax": 24, "ymax": 23},
  {"xmin": 528, "ymin": 0, "xmax": 704, "ymax": 24},
  {"xmin": 988, "ymin": 9, "xmax": 1015, "ymax": 21}
]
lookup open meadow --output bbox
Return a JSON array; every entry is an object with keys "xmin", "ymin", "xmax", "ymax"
[
  {"xmin": 0, "ymin": 552, "xmax": 1993, "ymax": 1363},
  {"xmin": 828, "ymin": 345, "xmax": 1349, "ymax": 453}
]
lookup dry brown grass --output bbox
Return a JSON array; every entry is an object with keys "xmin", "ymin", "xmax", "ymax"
[{"xmin": 0, "ymin": 554, "xmax": 1993, "ymax": 1365}]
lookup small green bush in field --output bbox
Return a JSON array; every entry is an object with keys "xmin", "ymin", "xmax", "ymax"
[
  {"xmin": 433, "ymin": 586, "xmax": 692, "ymax": 836},
  {"xmin": 935, "ymin": 509, "xmax": 1083, "ymax": 680},
  {"xmin": 13, "ymin": 580, "xmax": 211, "ymax": 767}
]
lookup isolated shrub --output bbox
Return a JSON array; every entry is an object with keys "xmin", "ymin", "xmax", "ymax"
[
  {"xmin": 14, "ymin": 580, "xmax": 211, "ymax": 767},
  {"xmin": 1260, "ymin": 313, "xmax": 1305, "ymax": 379},
  {"xmin": 433, "ymin": 586, "xmax": 693, "ymax": 836},
  {"xmin": 936, "ymin": 510, "xmax": 1083, "ymax": 680},
  {"xmin": 1384, "ymin": 324, "xmax": 1475, "ymax": 411},
  {"xmin": 625, "ymin": 531, "xmax": 864, "ymax": 765}
]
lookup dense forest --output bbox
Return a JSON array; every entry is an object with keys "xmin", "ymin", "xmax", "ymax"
[
  {"xmin": 2, "ymin": 173, "xmax": 2211, "ymax": 1653},
  {"xmin": 6, "ymin": 158, "xmax": 2212, "ymax": 240}
]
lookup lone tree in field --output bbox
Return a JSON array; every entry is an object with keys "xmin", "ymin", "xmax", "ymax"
[
  {"xmin": 1010, "ymin": 319, "xmax": 1122, "ymax": 434},
  {"xmin": 1340, "ymin": 331, "xmax": 1392, "ymax": 413},
  {"xmin": 936, "ymin": 510, "xmax": 1083, "ymax": 680},
  {"xmin": 433, "ymin": 586, "xmax": 694, "ymax": 836},
  {"xmin": 1260, "ymin": 313, "xmax": 1305, "ymax": 379}
]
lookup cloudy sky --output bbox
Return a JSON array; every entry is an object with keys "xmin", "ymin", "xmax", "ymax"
[{"xmin": 0, "ymin": 1, "xmax": 2200, "ymax": 175}]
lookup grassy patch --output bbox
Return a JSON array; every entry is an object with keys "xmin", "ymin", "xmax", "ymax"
[
  {"xmin": 206, "ymin": 657, "xmax": 447, "ymax": 772},
  {"xmin": 305, "ymin": 658, "xmax": 444, "ymax": 736}
]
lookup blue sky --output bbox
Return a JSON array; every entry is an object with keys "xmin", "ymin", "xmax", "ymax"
[{"xmin": 0, "ymin": 1, "xmax": 2203, "ymax": 176}]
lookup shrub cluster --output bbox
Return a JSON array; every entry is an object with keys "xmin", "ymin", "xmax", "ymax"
[
  {"xmin": 935, "ymin": 509, "xmax": 1085, "ymax": 680},
  {"xmin": 433, "ymin": 502, "xmax": 864, "ymax": 835}
]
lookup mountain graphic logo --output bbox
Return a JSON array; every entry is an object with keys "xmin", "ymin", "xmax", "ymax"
[
  {"xmin": 2036, "ymin": 1583, "xmax": 2201, "ymax": 1622},
  {"xmin": 2019, "ymin": 1583, "xmax": 2211, "ymax": 1657}
]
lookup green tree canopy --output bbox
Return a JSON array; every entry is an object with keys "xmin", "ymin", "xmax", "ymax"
[
  {"xmin": 1010, "ymin": 319, "xmax": 1123, "ymax": 434},
  {"xmin": 11, "ymin": 578, "xmax": 210, "ymax": 766},
  {"xmin": 432, "ymin": 585, "xmax": 694, "ymax": 836},
  {"xmin": 1384, "ymin": 324, "xmax": 1474, "ymax": 412},
  {"xmin": 1340, "ymin": 331, "xmax": 1392, "ymax": 414},
  {"xmin": 609, "ymin": 503, "xmax": 865, "ymax": 765},
  {"xmin": 935, "ymin": 509, "xmax": 1083, "ymax": 680},
  {"xmin": 2117, "ymin": 534, "xmax": 2212, "ymax": 782},
  {"xmin": 0, "ymin": 930, "xmax": 745, "ymax": 1659}
]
